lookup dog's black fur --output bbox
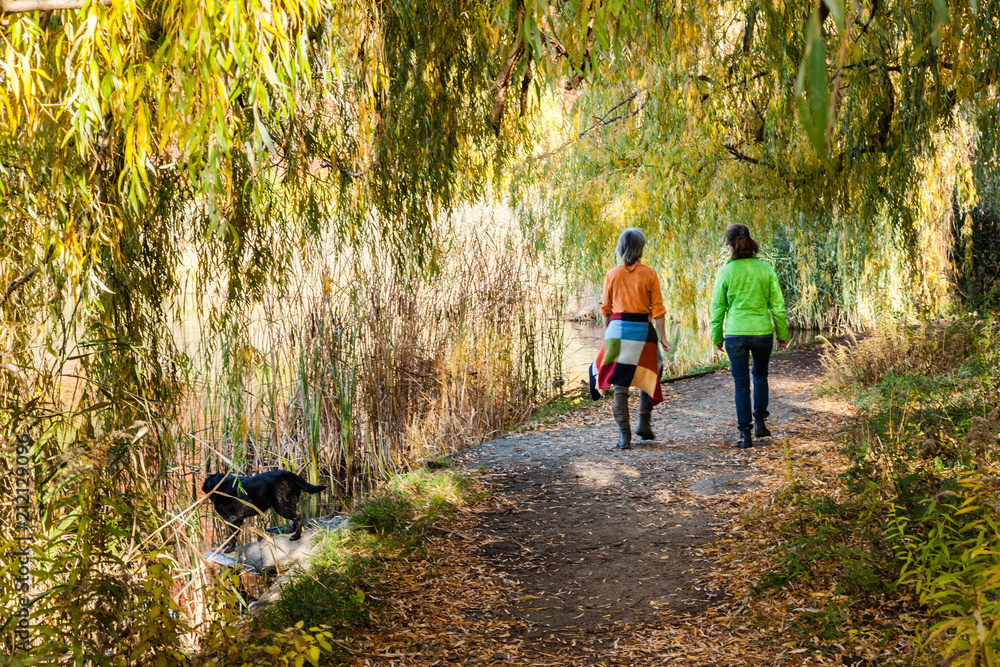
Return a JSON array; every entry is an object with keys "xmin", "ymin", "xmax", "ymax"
[{"xmin": 202, "ymin": 470, "xmax": 326, "ymax": 552}]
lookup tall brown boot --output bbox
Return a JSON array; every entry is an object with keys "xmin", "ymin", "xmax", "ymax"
[
  {"xmin": 613, "ymin": 387, "xmax": 632, "ymax": 449},
  {"xmin": 635, "ymin": 390, "xmax": 654, "ymax": 440}
]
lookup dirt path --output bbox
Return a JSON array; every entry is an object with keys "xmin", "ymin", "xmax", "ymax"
[{"xmin": 347, "ymin": 345, "xmax": 854, "ymax": 665}]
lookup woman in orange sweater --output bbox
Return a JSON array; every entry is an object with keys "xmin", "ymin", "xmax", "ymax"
[{"xmin": 589, "ymin": 228, "xmax": 671, "ymax": 449}]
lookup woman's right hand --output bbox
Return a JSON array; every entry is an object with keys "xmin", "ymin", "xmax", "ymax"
[
  {"xmin": 778, "ymin": 340, "xmax": 789, "ymax": 349},
  {"xmin": 661, "ymin": 340, "xmax": 671, "ymax": 352}
]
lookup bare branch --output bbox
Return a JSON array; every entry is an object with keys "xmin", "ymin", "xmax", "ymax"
[
  {"xmin": 2, "ymin": 244, "xmax": 54, "ymax": 307},
  {"xmin": 725, "ymin": 144, "xmax": 774, "ymax": 168},
  {"xmin": 529, "ymin": 90, "xmax": 643, "ymax": 164},
  {"xmin": 853, "ymin": 0, "xmax": 878, "ymax": 42},
  {"xmin": 592, "ymin": 90, "xmax": 641, "ymax": 125}
]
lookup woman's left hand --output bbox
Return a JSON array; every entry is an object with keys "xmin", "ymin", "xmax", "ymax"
[
  {"xmin": 661, "ymin": 340, "xmax": 671, "ymax": 352},
  {"xmin": 715, "ymin": 344, "xmax": 724, "ymax": 352}
]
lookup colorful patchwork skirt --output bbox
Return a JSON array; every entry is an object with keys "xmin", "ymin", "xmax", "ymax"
[{"xmin": 588, "ymin": 313, "xmax": 664, "ymax": 406}]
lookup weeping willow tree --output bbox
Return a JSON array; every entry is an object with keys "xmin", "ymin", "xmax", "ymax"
[
  {"xmin": 3, "ymin": 0, "xmax": 997, "ymax": 439},
  {"xmin": 514, "ymin": 0, "xmax": 1000, "ymax": 327},
  {"xmin": 0, "ymin": 0, "xmax": 639, "ymax": 659},
  {"xmin": 0, "ymin": 0, "xmax": 634, "ymax": 431}
]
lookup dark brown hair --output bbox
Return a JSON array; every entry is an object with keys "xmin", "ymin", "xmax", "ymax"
[{"xmin": 725, "ymin": 224, "xmax": 759, "ymax": 260}]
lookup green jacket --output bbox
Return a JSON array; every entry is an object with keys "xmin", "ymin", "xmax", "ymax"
[{"xmin": 710, "ymin": 258, "xmax": 788, "ymax": 346}]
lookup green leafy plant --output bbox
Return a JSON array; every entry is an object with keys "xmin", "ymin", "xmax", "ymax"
[{"xmin": 251, "ymin": 467, "xmax": 473, "ymax": 641}]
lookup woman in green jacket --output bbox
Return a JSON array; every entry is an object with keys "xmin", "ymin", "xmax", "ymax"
[{"xmin": 710, "ymin": 224, "xmax": 788, "ymax": 449}]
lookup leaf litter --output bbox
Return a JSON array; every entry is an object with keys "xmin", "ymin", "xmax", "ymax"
[{"xmin": 344, "ymin": 346, "xmax": 922, "ymax": 665}]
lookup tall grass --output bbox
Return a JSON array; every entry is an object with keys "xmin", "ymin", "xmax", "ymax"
[
  {"xmin": 179, "ymin": 232, "xmax": 564, "ymax": 504},
  {"xmin": 820, "ymin": 321, "xmax": 981, "ymax": 391}
]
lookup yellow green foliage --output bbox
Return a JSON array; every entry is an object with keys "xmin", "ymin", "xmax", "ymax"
[
  {"xmin": 817, "ymin": 317, "xmax": 1000, "ymax": 664},
  {"xmin": 515, "ymin": 2, "xmax": 1000, "ymax": 327}
]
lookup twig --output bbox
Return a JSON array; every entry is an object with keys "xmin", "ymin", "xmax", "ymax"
[
  {"xmin": 531, "ymin": 90, "xmax": 644, "ymax": 163},
  {"xmin": 2, "ymin": 243, "xmax": 54, "ymax": 307},
  {"xmin": 2, "ymin": 268, "xmax": 37, "ymax": 306}
]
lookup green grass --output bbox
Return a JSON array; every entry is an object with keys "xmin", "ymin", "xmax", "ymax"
[
  {"xmin": 251, "ymin": 466, "xmax": 474, "ymax": 651},
  {"xmin": 843, "ymin": 357, "xmax": 1000, "ymax": 489},
  {"xmin": 748, "ymin": 479, "xmax": 894, "ymax": 599},
  {"xmin": 524, "ymin": 391, "xmax": 591, "ymax": 423},
  {"xmin": 676, "ymin": 356, "xmax": 730, "ymax": 377}
]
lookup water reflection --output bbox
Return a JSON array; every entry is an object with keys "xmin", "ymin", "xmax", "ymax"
[{"xmin": 562, "ymin": 321, "xmax": 833, "ymax": 385}]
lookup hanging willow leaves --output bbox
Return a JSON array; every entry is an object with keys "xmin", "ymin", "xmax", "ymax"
[
  {"xmin": 0, "ymin": 0, "xmax": 614, "ymax": 435},
  {"xmin": 1, "ymin": 3, "xmax": 637, "ymax": 659},
  {"xmin": 2, "ymin": 3, "xmax": 999, "ymax": 661},
  {"xmin": 1, "ymin": 0, "xmax": 996, "ymax": 442},
  {"xmin": 513, "ymin": 0, "xmax": 1000, "ymax": 327},
  {"xmin": 796, "ymin": 8, "xmax": 830, "ymax": 162}
]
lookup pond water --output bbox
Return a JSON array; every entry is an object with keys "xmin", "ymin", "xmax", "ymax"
[{"xmin": 560, "ymin": 321, "xmax": 833, "ymax": 387}]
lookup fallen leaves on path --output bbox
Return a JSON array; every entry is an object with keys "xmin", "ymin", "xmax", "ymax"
[{"xmin": 344, "ymin": 353, "xmax": 924, "ymax": 665}]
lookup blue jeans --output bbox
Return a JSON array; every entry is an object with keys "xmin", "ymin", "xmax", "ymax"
[{"xmin": 724, "ymin": 335, "xmax": 774, "ymax": 431}]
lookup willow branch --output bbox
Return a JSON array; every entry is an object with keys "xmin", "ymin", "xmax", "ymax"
[
  {"xmin": 724, "ymin": 144, "xmax": 775, "ymax": 169},
  {"xmin": 2, "ymin": 244, "xmax": 54, "ymax": 307},
  {"xmin": 519, "ymin": 65, "xmax": 533, "ymax": 118},
  {"xmin": 489, "ymin": 0, "xmax": 526, "ymax": 135},
  {"xmin": 1, "ymin": 0, "xmax": 110, "ymax": 12},
  {"xmin": 2, "ymin": 269, "xmax": 38, "ymax": 306},
  {"xmin": 530, "ymin": 90, "xmax": 643, "ymax": 163},
  {"xmin": 853, "ymin": 0, "xmax": 878, "ymax": 42},
  {"xmin": 564, "ymin": 20, "xmax": 595, "ymax": 91}
]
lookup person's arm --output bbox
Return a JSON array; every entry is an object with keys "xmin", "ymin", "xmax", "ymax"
[
  {"xmin": 599, "ymin": 271, "xmax": 613, "ymax": 329},
  {"xmin": 768, "ymin": 269, "xmax": 789, "ymax": 349},
  {"xmin": 654, "ymin": 317, "xmax": 670, "ymax": 351},
  {"xmin": 709, "ymin": 268, "xmax": 728, "ymax": 351},
  {"xmin": 649, "ymin": 272, "xmax": 670, "ymax": 350}
]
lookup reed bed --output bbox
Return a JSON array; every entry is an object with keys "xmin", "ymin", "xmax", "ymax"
[
  {"xmin": 163, "ymin": 232, "xmax": 565, "ymax": 630},
  {"xmin": 177, "ymin": 232, "xmax": 564, "ymax": 511},
  {"xmin": 819, "ymin": 320, "xmax": 980, "ymax": 390}
]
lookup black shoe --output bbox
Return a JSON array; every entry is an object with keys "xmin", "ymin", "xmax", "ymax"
[
  {"xmin": 735, "ymin": 429, "xmax": 753, "ymax": 449},
  {"xmin": 635, "ymin": 414, "xmax": 654, "ymax": 440},
  {"xmin": 617, "ymin": 428, "xmax": 632, "ymax": 450},
  {"xmin": 754, "ymin": 417, "xmax": 771, "ymax": 438}
]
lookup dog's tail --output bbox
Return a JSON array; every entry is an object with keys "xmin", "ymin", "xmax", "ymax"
[{"xmin": 295, "ymin": 476, "xmax": 326, "ymax": 494}]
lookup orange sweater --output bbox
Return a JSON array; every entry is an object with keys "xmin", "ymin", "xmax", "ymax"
[{"xmin": 599, "ymin": 262, "xmax": 667, "ymax": 319}]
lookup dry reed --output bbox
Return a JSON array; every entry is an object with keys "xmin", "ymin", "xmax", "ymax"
[{"xmin": 819, "ymin": 320, "xmax": 980, "ymax": 390}]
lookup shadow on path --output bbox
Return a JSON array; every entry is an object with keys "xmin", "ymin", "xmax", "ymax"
[{"xmin": 455, "ymin": 345, "xmax": 839, "ymax": 660}]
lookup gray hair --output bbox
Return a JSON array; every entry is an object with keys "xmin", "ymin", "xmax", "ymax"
[{"xmin": 615, "ymin": 227, "xmax": 646, "ymax": 264}]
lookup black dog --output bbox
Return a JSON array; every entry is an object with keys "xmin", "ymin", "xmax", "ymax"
[{"xmin": 202, "ymin": 470, "xmax": 326, "ymax": 552}]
